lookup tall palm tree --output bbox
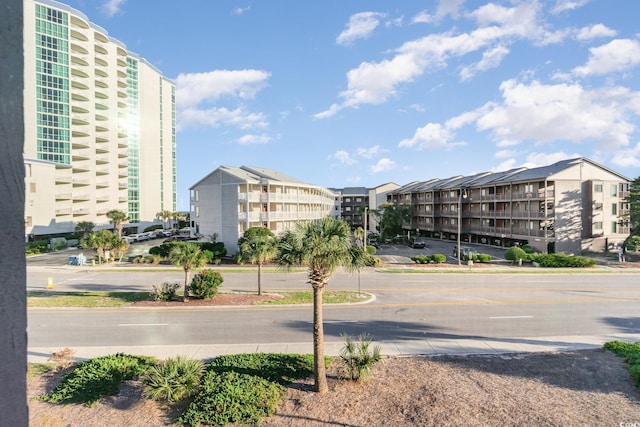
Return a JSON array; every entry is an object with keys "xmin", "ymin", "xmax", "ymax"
[
  {"xmin": 106, "ymin": 210, "xmax": 129, "ymax": 238},
  {"xmin": 168, "ymin": 242, "xmax": 207, "ymax": 301},
  {"xmin": 238, "ymin": 227, "xmax": 278, "ymax": 295},
  {"xmin": 277, "ymin": 216, "xmax": 367, "ymax": 394},
  {"xmin": 156, "ymin": 210, "xmax": 173, "ymax": 230},
  {"xmin": 74, "ymin": 221, "xmax": 95, "ymax": 238},
  {"xmin": 80, "ymin": 229, "xmax": 117, "ymax": 264}
]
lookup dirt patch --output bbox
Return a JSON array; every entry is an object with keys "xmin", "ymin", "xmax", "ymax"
[
  {"xmin": 29, "ymin": 349, "xmax": 640, "ymax": 426},
  {"xmin": 130, "ymin": 292, "xmax": 284, "ymax": 307}
]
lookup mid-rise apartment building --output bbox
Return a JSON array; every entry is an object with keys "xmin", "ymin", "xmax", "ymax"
[
  {"xmin": 331, "ymin": 183, "xmax": 400, "ymax": 234},
  {"xmin": 388, "ymin": 158, "xmax": 630, "ymax": 254},
  {"xmin": 190, "ymin": 166, "xmax": 336, "ymax": 253},
  {"xmin": 24, "ymin": 0, "xmax": 176, "ymax": 238}
]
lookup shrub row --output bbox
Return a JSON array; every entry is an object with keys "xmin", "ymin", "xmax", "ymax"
[
  {"xmin": 149, "ymin": 241, "xmax": 227, "ymax": 263},
  {"xmin": 527, "ymin": 253, "xmax": 596, "ymax": 268},
  {"xmin": 604, "ymin": 341, "xmax": 640, "ymax": 388},
  {"xmin": 411, "ymin": 254, "xmax": 447, "ymax": 264}
]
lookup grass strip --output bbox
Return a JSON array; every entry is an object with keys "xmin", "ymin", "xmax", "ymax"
[{"xmin": 604, "ymin": 341, "xmax": 640, "ymax": 389}]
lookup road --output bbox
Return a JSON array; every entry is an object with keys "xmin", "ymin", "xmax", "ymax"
[{"xmin": 26, "ymin": 243, "xmax": 640, "ymax": 361}]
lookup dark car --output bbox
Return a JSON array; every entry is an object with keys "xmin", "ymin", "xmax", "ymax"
[{"xmin": 411, "ymin": 237, "xmax": 427, "ymax": 249}]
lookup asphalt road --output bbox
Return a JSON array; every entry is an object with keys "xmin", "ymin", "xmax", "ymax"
[{"xmin": 26, "ymin": 242, "xmax": 640, "ymax": 359}]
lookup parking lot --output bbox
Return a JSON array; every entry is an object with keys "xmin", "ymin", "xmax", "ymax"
[{"xmin": 373, "ymin": 237, "xmax": 507, "ymax": 265}]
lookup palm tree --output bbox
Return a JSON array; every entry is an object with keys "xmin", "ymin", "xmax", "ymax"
[
  {"xmin": 277, "ymin": 216, "xmax": 367, "ymax": 394},
  {"xmin": 238, "ymin": 227, "xmax": 278, "ymax": 295},
  {"xmin": 169, "ymin": 242, "xmax": 207, "ymax": 301},
  {"xmin": 74, "ymin": 221, "xmax": 95, "ymax": 238},
  {"xmin": 80, "ymin": 229, "xmax": 116, "ymax": 264},
  {"xmin": 106, "ymin": 210, "xmax": 129, "ymax": 238},
  {"xmin": 156, "ymin": 210, "xmax": 173, "ymax": 230}
]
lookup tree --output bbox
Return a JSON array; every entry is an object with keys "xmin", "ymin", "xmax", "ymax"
[
  {"xmin": 169, "ymin": 242, "xmax": 207, "ymax": 302},
  {"xmin": 277, "ymin": 216, "xmax": 367, "ymax": 394},
  {"xmin": 106, "ymin": 210, "xmax": 129, "ymax": 238},
  {"xmin": 622, "ymin": 177, "xmax": 640, "ymax": 239},
  {"xmin": 80, "ymin": 230, "xmax": 120, "ymax": 264},
  {"xmin": 74, "ymin": 221, "xmax": 95, "ymax": 237},
  {"xmin": 375, "ymin": 203, "xmax": 413, "ymax": 241},
  {"xmin": 156, "ymin": 210, "xmax": 173, "ymax": 229},
  {"xmin": 238, "ymin": 227, "xmax": 278, "ymax": 295}
]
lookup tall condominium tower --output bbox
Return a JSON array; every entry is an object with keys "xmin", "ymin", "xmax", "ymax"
[{"xmin": 23, "ymin": 0, "xmax": 176, "ymax": 238}]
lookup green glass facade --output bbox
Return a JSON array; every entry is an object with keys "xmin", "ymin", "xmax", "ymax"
[
  {"xmin": 35, "ymin": 4, "xmax": 70, "ymax": 164},
  {"xmin": 126, "ymin": 57, "xmax": 140, "ymax": 222}
]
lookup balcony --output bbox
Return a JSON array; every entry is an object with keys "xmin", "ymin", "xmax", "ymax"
[
  {"xmin": 71, "ymin": 137, "xmax": 90, "ymax": 149},
  {"xmin": 72, "ymin": 149, "xmax": 91, "ymax": 160},
  {"xmin": 55, "ymin": 193, "xmax": 72, "ymax": 200},
  {"xmin": 72, "ymin": 125, "xmax": 91, "ymax": 136},
  {"xmin": 72, "ymin": 178, "xmax": 90, "ymax": 186},
  {"xmin": 55, "ymin": 208, "xmax": 72, "ymax": 216},
  {"xmin": 72, "ymin": 208, "xmax": 90, "ymax": 216},
  {"xmin": 55, "ymin": 176, "xmax": 72, "ymax": 184},
  {"xmin": 73, "ymin": 193, "xmax": 91, "ymax": 201},
  {"xmin": 96, "ymin": 180, "xmax": 109, "ymax": 188},
  {"xmin": 70, "ymin": 28, "xmax": 88, "ymax": 42}
]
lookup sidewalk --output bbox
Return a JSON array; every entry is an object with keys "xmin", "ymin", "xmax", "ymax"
[{"xmin": 27, "ymin": 333, "xmax": 640, "ymax": 363}]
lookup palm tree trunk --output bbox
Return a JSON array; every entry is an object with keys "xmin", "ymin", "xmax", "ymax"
[
  {"xmin": 313, "ymin": 285, "xmax": 328, "ymax": 394},
  {"xmin": 183, "ymin": 269, "xmax": 190, "ymax": 302},
  {"xmin": 258, "ymin": 262, "xmax": 262, "ymax": 296}
]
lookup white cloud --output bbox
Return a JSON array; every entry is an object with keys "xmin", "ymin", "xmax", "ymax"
[
  {"xmin": 330, "ymin": 150, "xmax": 357, "ymax": 166},
  {"xmin": 572, "ymin": 39, "xmax": 640, "ymax": 76},
  {"xmin": 317, "ymin": 2, "xmax": 542, "ymax": 118},
  {"xmin": 356, "ymin": 145, "xmax": 385, "ymax": 159},
  {"xmin": 459, "ymin": 44, "xmax": 510, "ymax": 81},
  {"xmin": 177, "ymin": 107, "xmax": 267, "ymax": 131},
  {"xmin": 436, "ymin": 0, "xmax": 465, "ymax": 19},
  {"xmin": 236, "ymin": 134, "xmax": 272, "ymax": 145},
  {"xmin": 492, "ymin": 151, "xmax": 582, "ymax": 172},
  {"xmin": 476, "ymin": 79, "xmax": 637, "ymax": 149},
  {"xmin": 101, "ymin": 0, "xmax": 126, "ymax": 18},
  {"xmin": 337, "ymin": 12, "xmax": 386, "ymax": 46},
  {"xmin": 575, "ymin": 24, "xmax": 617, "ymax": 41},
  {"xmin": 398, "ymin": 122, "xmax": 456, "ymax": 150},
  {"xmin": 232, "ymin": 6, "xmax": 250, "ymax": 15},
  {"xmin": 369, "ymin": 158, "xmax": 397, "ymax": 173},
  {"xmin": 176, "ymin": 70, "xmax": 270, "ymax": 108},
  {"xmin": 412, "ymin": 11, "xmax": 435, "ymax": 24},
  {"xmin": 495, "ymin": 149, "xmax": 516, "ymax": 159},
  {"xmin": 551, "ymin": 0, "xmax": 591, "ymax": 14},
  {"xmin": 611, "ymin": 142, "xmax": 640, "ymax": 168}
]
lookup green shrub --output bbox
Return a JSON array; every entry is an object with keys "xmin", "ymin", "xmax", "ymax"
[
  {"xmin": 144, "ymin": 254, "xmax": 161, "ymax": 264},
  {"xmin": 431, "ymin": 253, "xmax": 447, "ymax": 264},
  {"xmin": 522, "ymin": 244, "xmax": 535, "ymax": 254},
  {"xmin": 473, "ymin": 253, "xmax": 493, "ymax": 263},
  {"xmin": 149, "ymin": 242, "xmax": 181, "ymax": 258},
  {"xmin": 527, "ymin": 253, "xmax": 596, "ymax": 268},
  {"xmin": 26, "ymin": 240, "xmax": 49, "ymax": 255},
  {"xmin": 144, "ymin": 224, "xmax": 164, "ymax": 232},
  {"xmin": 366, "ymin": 245, "xmax": 377, "ymax": 255},
  {"xmin": 505, "ymin": 246, "xmax": 527, "ymax": 262},
  {"xmin": 411, "ymin": 255, "xmax": 430, "ymax": 264},
  {"xmin": 177, "ymin": 370, "xmax": 284, "ymax": 426},
  {"xmin": 189, "ymin": 269, "xmax": 223, "ymax": 299},
  {"xmin": 196, "ymin": 242, "xmax": 227, "ymax": 262},
  {"xmin": 206, "ymin": 353, "xmax": 318, "ymax": 384},
  {"xmin": 39, "ymin": 353, "xmax": 156, "ymax": 406},
  {"xmin": 143, "ymin": 356, "xmax": 204, "ymax": 402},
  {"xmin": 201, "ymin": 249, "xmax": 214, "ymax": 263},
  {"xmin": 132, "ymin": 255, "xmax": 144, "ymax": 264},
  {"xmin": 151, "ymin": 282, "xmax": 180, "ymax": 301},
  {"xmin": 339, "ymin": 333, "xmax": 382, "ymax": 382}
]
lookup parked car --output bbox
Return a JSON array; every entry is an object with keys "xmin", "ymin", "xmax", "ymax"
[
  {"xmin": 453, "ymin": 246, "xmax": 475, "ymax": 258},
  {"xmin": 126, "ymin": 234, "xmax": 140, "ymax": 243},
  {"xmin": 411, "ymin": 237, "xmax": 427, "ymax": 249}
]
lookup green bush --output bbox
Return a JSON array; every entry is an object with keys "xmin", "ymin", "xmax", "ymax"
[
  {"xmin": 527, "ymin": 253, "xmax": 596, "ymax": 268},
  {"xmin": 189, "ymin": 269, "xmax": 223, "ymax": 299},
  {"xmin": 144, "ymin": 224, "xmax": 164, "ymax": 232},
  {"xmin": 411, "ymin": 255, "xmax": 430, "ymax": 264},
  {"xmin": 26, "ymin": 240, "xmax": 49, "ymax": 255},
  {"xmin": 143, "ymin": 356, "xmax": 204, "ymax": 402},
  {"xmin": 366, "ymin": 245, "xmax": 377, "ymax": 255},
  {"xmin": 177, "ymin": 370, "xmax": 284, "ymax": 426},
  {"xmin": 144, "ymin": 254, "xmax": 161, "ymax": 264},
  {"xmin": 431, "ymin": 253, "xmax": 447, "ymax": 264},
  {"xmin": 473, "ymin": 253, "xmax": 493, "ymax": 263},
  {"xmin": 505, "ymin": 246, "xmax": 527, "ymax": 262},
  {"xmin": 151, "ymin": 282, "xmax": 180, "ymax": 301},
  {"xmin": 339, "ymin": 333, "xmax": 382, "ymax": 382},
  {"xmin": 206, "ymin": 353, "xmax": 317, "ymax": 384},
  {"xmin": 201, "ymin": 249, "xmax": 214, "ymax": 263},
  {"xmin": 39, "ymin": 353, "xmax": 156, "ymax": 406},
  {"xmin": 196, "ymin": 242, "xmax": 227, "ymax": 262}
]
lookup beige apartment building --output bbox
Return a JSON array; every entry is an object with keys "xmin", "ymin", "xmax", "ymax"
[
  {"xmin": 189, "ymin": 166, "xmax": 335, "ymax": 253},
  {"xmin": 23, "ymin": 0, "xmax": 176, "ymax": 239},
  {"xmin": 388, "ymin": 158, "xmax": 630, "ymax": 254}
]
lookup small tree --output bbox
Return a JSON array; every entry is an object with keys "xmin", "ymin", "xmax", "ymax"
[
  {"xmin": 169, "ymin": 242, "xmax": 207, "ymax": 301},
  {"xmin": 74, "ymin": 221, "xmax": 95, "ymax": 238},
  {"xmin": 238, "ymin": 227, "xmax": 278, "ymax": 295},
  {"xmin": 277, "ymin": 216, "xmax": 367, "ymax": 394},
  {"xmin": 80, "ymin": 230, "xmax": 117, "ymax": 264},
  {"xmin": 106, "ymin": 209, "xmax": 129, "ymax": 238},
  {"xmin": 505, "ymin": 246, "xmax": 527, "ymax": 264}
]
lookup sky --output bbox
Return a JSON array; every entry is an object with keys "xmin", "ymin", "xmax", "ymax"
[{"xmin": 60, "ymin": 0, "xmax": 640, "ymax": 210}]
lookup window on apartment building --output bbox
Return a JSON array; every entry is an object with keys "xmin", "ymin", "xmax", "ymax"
[
  {"xmin": 611, "ymin": 184, "xmax": 618, "ymax": 197},
  {"xmin": 594, "ymin": 183, "xmax": 603, "ymax": 192},
  {"xmin": 612, "ymin": 204, "xmax": 617, "ymax": 215},
  {"xmin": 524, "ymin": 184, "xmax": 534, "ymax": 193},
  {"xmin": 612, "ymin": 221, "xmax": 617, "ymax": 233},
  {"xmin": 30, "ymin": 182, "xmax": 36, "ymax": 193},
  {"xmin": 345, "ymin": 206, "xmax": 351, "ymax": 211},
  {"xmin": 593, "ymin": 222, "xmax": 603, "ymax": 230},
  {"xmin": 195, "ymin": 206, "xmax": 199, "ymax": 218},
  {"xmin": 26, "ymin": 217, "xmax": 32, "ymax": 227},
  {"xmin": 194, "ymin": 190, "xmax": 199, "ymax": 202},
  {"xmin": 344, "ymin": 197, "xmax": 351, "ymax": 202},
  {"xmin": 356, "ymin": 197, "xmax": 362, "ymax": 202}
]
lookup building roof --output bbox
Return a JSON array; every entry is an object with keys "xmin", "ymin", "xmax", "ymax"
[{"xmin": 190, "ymin": 165, "xmax": 317, "ymax": 189}]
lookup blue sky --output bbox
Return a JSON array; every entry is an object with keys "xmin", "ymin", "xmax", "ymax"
[{"xmin": 61, "ymin": 0, "xmax": 640, "ymax": 210}]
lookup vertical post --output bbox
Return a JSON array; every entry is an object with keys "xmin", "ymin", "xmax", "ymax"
[
  {"xmin": 0, "ymin": 0, "xmax": 28, "ymax": 423},
  {"xmin": 457, "ymin": 189, "xmax": 462, "ymax": 266}
]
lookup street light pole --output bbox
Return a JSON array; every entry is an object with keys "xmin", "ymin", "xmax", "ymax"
[
  {"xmin": 363, "ymin": 207, "xmax": 368, "ymax": 247},
  {"xmin": 457, "ymin": 188, "xmax": 467, "ymax": 266}
]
